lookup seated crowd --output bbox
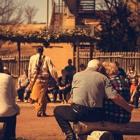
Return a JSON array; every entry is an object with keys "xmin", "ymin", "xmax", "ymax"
[{"xmin": 0, "ymin": 57, "xmax": 137, "ymax": 140}]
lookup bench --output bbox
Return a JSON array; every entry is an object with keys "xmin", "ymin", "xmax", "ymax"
[{"xmin": 73, "ymin": 121, "xmax": 140, "ymax": 140}]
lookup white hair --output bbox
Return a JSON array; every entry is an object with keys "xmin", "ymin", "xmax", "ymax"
[{"xmin": 87, "ymin": 59, "xmax": 101, "ymax": 70}]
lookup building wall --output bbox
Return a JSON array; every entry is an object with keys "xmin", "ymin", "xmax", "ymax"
[{"xmin": 44, "ymin": 43, "xmax": 73, "ymax": 76}]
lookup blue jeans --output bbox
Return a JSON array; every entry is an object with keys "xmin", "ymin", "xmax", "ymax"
[
  {"xmin": 24, "ymin": 90, "xmax": 31, "ymax": 100},
  {"xmin": 48, "ymin": 88, "xmax": 58, "ymax": 102},
  {"xmin": 17, "ymin": 88, "xmax": 25, "ymax": 101}
]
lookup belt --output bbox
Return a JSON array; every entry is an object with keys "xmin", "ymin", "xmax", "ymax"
[{"xmin": 71, "ymin": 103, "xmax": 102, "ymax": 111}]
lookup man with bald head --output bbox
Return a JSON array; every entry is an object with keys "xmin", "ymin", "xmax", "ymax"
[{"xmin": 54, "ymin": 59, "xmax": 133, "ymax": 140}]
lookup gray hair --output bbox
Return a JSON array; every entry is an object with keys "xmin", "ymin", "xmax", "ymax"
[{"xmin": 87, "ymin": 59, "xmax": 101, "ymax": 70}]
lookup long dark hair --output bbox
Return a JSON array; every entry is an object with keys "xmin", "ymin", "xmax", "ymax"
[
  {"xmin": 37, "ymin": 46, "xmax": 44, "ymax": 71},
  {"xmin": 0, "ymin": 58, "xmax": 4, "ymax": 73}
]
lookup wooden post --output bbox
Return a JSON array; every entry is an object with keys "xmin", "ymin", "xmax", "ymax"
[
  {"xmin": 76, "ymin": 42, "xmax": 79, "ymax": 72},
  {"xmin": 46, "ymin": 0, "xmax": 49, "ymax": 28},
  {"xmin": 90, "ymin": 42, "xmax": 94, "ymax": 60},
  {"xmin": 17, "ymin": 42, "xmax": 21, "ymax": 77}
]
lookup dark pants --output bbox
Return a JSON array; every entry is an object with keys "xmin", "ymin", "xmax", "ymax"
[
  {"xmin": 0, "ymin": 114, "xmax": 16, "ymax": 140},
  {"xmin": 48, "ymin": 88, "xmax": 58, "ymax": 102},
  {"xmin": 59, "ymin": 88, "xmax": 70, "ymax": 101},
  {"xmin": 53, "ymin": 103, "xmax": 104, "ymax": 133},
  {"xmin": 24, "ymin": 90, "xmax": 31, "ymax": 100},
  {"xmin": 134, "ymin": 91, "xmax": 140, "ymax": 108},
  {"xmin": 17, "ymin": 88, "xmax": 25, "ymax": 101}
]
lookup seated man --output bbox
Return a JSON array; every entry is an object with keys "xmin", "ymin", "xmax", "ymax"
[
  {"xmin": 58, "ymin": 69, "xmax": 71, "ymax": 104},
  {"xmin": 53, "ymin": 59, "xmax": 133, "ymax": 140},
  {"xmin": 16, "ymin": 69, "xmax": 29, "ymax": 102},
  {"xmin": 0, "ymin": 58, "xmax": 20, "ymax": 140},
  {"xmin": 47, "ymin": 76, "xmax": 58, "ymax": 103}
]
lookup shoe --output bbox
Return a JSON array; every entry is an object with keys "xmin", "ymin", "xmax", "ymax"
[
  {"xmin": 43, "ymin": 113, "xmax": 47, "ymax": 117},
  {"xmin": 17, "ymin": 99, "xmax": 22, "ymax": 102},
  {"xmin": 64, "ymin": 100, "xmax": 67, "ymax": 104},
  {"xmin": 61, "ymin": 100, "xmax": 64, "ymax": 104},
  {"xmin": 65, "ymin": 130, "xmax": 77, "ymax": 140},
  {"xmin": 24, "ymin": 100, "xmax": 28, "ymax": 103},
  {"xmin": 37, "ymin": 111, "xmax": 42, "ymax": 117}
]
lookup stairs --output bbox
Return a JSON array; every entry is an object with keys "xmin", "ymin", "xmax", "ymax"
[
  {"xmin": 64, "ymin": 0, "xmax": 95, "ymax": 18},
  {"xmin": 77, "ymin": 0, "xmax": 95, "ymax": 18}
]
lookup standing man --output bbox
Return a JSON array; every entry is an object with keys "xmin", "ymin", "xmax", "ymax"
[
  {"xmin": 54, "ymin": 59, "xmax": 133, "ymax": 140},
  {"xmin": 28, "ymin": 45, "xmax": 58, "ymax": 117},
  {"xmin": 64, "ymin": 59, "xmax": 76, "ymax": 82}
]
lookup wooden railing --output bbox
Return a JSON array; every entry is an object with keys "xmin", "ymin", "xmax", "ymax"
[{"xmin": 74, "ymin": 52, "xmax": 140, "ymax": 74}]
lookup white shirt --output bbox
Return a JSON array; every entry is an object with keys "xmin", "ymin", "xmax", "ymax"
[
  {"xmin": 28, "ymin": 53, "xmax": 58, "ymax": 82},
  {"xmin": 0, "ymin": 73, "xmax": 20, "ymax": 117}
]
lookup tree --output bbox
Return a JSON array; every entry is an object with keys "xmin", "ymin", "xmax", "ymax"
[
  {"xmin": 0, "ymin": 0, "xmax": 27, "ymax": 47},
  {"xmin": 24, "ymin": 5, "xmax": 38, "ymax": 24},
  {"xmin": 96, "ymin": 0, "xmax": 138, "ymax": 52},
  {"xmin": 0, "ymin": 0, "xmax": 26, "ymax": 25}
]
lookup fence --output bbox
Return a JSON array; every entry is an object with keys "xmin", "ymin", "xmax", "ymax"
[
  {"xmin": 0, "ymin": 55, "xmax": 30, "ymax": 85},
  {"xmin": 74, "ymin": 51, "xmax": 140, "ymax": 74},
  {"xmin": 1, "ymin": 52, "xmax": 140, "ymax": 84}
]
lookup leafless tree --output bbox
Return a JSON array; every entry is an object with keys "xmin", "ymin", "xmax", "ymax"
[
  {"xmin": 0, "ymin": 0, "xmax": 26, "ymax": 25},
  {"xmin": 0, "ymin": 0, "xmax": 27, "ymax": 47},
  {"xmin": 24, "ymin": 5, "xmax": 38, "ymax": 24}
]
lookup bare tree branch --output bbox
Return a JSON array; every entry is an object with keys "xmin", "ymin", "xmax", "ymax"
[
  {"xmin": 24, "ymin": 5, "xmax": 38, "ymax": 24},
  {"xmin": 0, "ymin": 0, "xmax": 26, "ymax": 25}
]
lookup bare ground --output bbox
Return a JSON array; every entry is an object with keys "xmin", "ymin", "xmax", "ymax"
[
  {"xmin": 16, "ymin": 102, "xmax": 140, "ymax": 140},
  {"xmin": 16, "ymin": 102, "xmax": 65, "ymax": 140}
]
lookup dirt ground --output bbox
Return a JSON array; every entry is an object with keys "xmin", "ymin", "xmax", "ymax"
[
  {"xmin": 15, "ymin": 102, "xmax": 140, "ymax": 140},
  {"xmin": 16, "ymin": 102, "xmax": 65, "ymax": 140}
]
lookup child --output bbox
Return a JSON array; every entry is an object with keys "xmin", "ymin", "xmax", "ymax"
[
  {"xmin": 127, "ymin": 64, "xmax": 138, "ymax": 86},
  {"xmin": 130, "ymin": 78, "xmax": 140, "ymax": 108}
]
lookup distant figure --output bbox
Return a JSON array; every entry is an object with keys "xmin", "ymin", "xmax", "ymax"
[
  {"xmin": 127, "ymin": 64, "xmax": 138, "ymax": 86},
  {"xmin": 115, "ymin": 61, "xmax": 126, "ymax": 79},
  {"xmin": 47, "ymin": 76, "xmax": 59, "ymax": 103},
  {"xmin": 28, "ymin": 46, "xmax": 58, "ymax": 117},
  {"xmin": 130, "ymin": 78, "xmax": 140, "ymax": 108},
  {"xmin": 0, "ymin": 58, "xmax": 20, "ymax": 140},
  {"xmin": 3, "ymin": 66, "xmax": 11, "ymax": 75},
  {"xmin": 64, "ymin": 59, "xmax": 76, "ymax": 82},
  {"xmin": 16, "ymin": 69, "xmax": 30, "ymax": 102},
  {"xmin": 58, "ymin": 69, "xmax": 71, "ymax": 104},
  {"xmin": 79, "ymin": 63, "xmax": 86, "ymax": 71}
]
